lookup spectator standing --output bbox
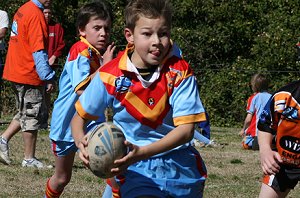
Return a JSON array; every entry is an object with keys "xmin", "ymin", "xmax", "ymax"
[
  {"xmin": 0, "ymin": 0, "xmax": 55, "ymax": 168},
  {"xmin": 43, "ymin": 7, "xmax": 65, "ymax": 67},
  {"xmin": 43, "ymin": 7, "xmax": 65, "ymax": 121}
]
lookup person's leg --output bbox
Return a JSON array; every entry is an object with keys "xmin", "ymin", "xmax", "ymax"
[
  {"xmin": 1, "ymin": 119, "xmax": 21, "ymax": 141},
  {"xmin": 0, "ymin": 83, "xmax": 22, "ymax": 165},
  {"xmin": 45, "ymin": 152, "xmax": 76, "ymax": 198},
  {"xmin": 21, "ymin": 130, "xmax": 45, "ymax": 168},
  {"xmin": 0, "ymin": 119, "xmax": 21, "ymax": 164},
  {"xmin": 258, "ymin": 183, "xmax": 290, "ymax": 198},
  {"xmin": 102, "ymin": 185, "xmax": 113, "ymax": 198},
  {"xmin": 19, "ymin": 84, "xmax": 47, "ymax": 167},
  {"xmin": 22, "ymin": 130, "xmax": 38, "ymax": 159},
  {"xmin": 102, "ymin": 178, "xmax": 121, "ymax": 198}
]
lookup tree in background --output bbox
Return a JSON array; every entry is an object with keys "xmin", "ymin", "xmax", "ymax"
[{"xmin": 1, "ymin": 0, "xmax": 300, "ymax": 127}]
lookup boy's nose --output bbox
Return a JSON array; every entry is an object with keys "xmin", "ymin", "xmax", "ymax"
[{"xmin": 152, "ymin": 34, "xmax": 160, "ymax": 44}]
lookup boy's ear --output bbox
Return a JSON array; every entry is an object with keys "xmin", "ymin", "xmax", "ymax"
[
  {"xmin": 124, "ymin": 28, "xmax": 134, "ymax": 44},
  {"xmin": 78, "ymin": 28, "xmax": 86, "ymax": 37}
]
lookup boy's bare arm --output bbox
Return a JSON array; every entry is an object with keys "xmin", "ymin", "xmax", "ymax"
[
  {"xmin": 239, "ymin": 113, "xmax": 253, "ymax": 136},
  {"xmin": 258, "ymin": 130, "xmax": 282, "ymax": 175}
]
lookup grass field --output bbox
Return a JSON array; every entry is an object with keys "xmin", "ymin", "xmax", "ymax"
[{"xmin": 0, "ymin": 125, "xmax": 300, "ymax": 198}]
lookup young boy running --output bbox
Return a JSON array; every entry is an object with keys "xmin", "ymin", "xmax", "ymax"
[
  {"xmin": 44, "ymin": 1, "xmax": 115, "ymax": 197},
  {"xmin": 258, "ymin": 80, "xmax": 300, "ymax": 197},
  {"xmin": 71, "ymin": 0, "xmax": 207, "ymax": 197}
]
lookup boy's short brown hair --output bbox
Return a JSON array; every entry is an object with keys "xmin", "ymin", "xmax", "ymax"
[
  {"xmin": 251, "ymin": 73, "xmax": 270, "ymax": 92},
  {"xmin": 76, "ymin": 1, "xmax": 113, "ymax": 33},
  {"xmin": 125, "ymin": 0, "xmax": 172, "ymax": 31}
]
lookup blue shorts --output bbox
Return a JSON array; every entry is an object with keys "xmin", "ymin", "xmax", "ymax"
[
  {"xmin": 49, "ymin": 119, "xmax": 105, "ymax": 157},
  {"xmin": 116, "ymin": 146, "xmax": 207, "ymax": 197},
  {"xmin": 50, "ymin": 140, "xmax": 78, "ymax": 157}
]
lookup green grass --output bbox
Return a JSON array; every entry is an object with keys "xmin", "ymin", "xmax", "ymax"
[{"xmin": 0, "ymin": 125, "xmax": 299, "ymax": 197}]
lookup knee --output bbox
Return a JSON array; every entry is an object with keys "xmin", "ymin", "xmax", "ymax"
[{"xmin": 53, "ymin": 173, "xmax": 72, "ymax": 188}]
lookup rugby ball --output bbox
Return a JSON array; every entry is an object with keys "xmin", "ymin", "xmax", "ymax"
[{"xmin": 87, "ymin": 122, "xmax": 127, "ymax": 178}]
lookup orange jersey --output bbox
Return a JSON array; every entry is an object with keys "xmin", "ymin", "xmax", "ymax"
[
  {"xmin": 3, "ymin": 1, "xmax": 48, "ymax": 86},
  {"xmin": 258, "ymin": 80, "xmax": 300, "ymax": 167}
]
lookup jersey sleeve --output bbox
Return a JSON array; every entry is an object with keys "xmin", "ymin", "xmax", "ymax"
[
  {"xmin": 65, "ymin": 53, "xmax": 91, "ymax": 92},
  {"xmin": 171, "ymin": 75, "xmax": 206, "ymax": 126},
  {"xmin": 248, "ymin": 96, "xmax": 256, "ymax": 114},
  {"xmin": 75, "ymin": 72, "xmax": 108, "ymax": 120}
]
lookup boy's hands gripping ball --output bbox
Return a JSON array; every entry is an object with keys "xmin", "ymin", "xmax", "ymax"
[{"xmin": 87, "ymin": 122, "xmax": 127, "ymax": 178}]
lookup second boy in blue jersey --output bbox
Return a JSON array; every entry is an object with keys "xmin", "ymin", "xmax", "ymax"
[{"xmin": 45, "ymin": 2, "xmax": 115, "ymax": 197}]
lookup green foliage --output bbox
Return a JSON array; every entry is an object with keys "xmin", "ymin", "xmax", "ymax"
[{"xmin": 1, "ymin": 0, "xmax": 300, "ymax": 127}]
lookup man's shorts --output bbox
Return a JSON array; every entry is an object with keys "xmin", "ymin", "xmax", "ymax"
[
  {"xmin": 116, "ymin": 146, "xmax": 207, "ymax": 197},
  {"xmin": 12, "ymin": 83, "xmax": 48, "ymax": 131},
  {"xmin": 262, "ymin": 165, "xmax": 300, "ymax": 192},
  {"xmin": 50, "ymin": 140, "xmax": 78, "ymax": 157}
]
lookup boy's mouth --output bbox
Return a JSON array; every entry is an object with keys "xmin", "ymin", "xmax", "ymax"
[{"xmin": 151, "ymin": 50, "xmax": 161, "ymax": 57}]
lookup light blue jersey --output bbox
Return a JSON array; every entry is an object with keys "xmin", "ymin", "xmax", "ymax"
[
  {"xmin": 50, "ymin": 37, "xmax": 105, "ymax": 142},
  {"xmin": 76, "ymin": 44, "xmax": 207, "ymax": 197}
]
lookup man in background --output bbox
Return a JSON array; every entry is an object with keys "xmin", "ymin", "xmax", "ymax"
[{"xmin": 0, "ymin": 0, "xmax": 55, "ymax": 168}]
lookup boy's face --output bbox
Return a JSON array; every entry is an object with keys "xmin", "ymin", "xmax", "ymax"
[
  {"xmin": 43, "ymin": 8, "xmax": 51, "ymax": 23},
  {"xmin": 79, "ymin": 16, "xmax": 111, "ymax": 51},
  {"xmin": 125, "ymin": 16, "xmax": 171, "ymax": 68}
]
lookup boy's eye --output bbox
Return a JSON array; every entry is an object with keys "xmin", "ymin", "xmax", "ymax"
[
  {"xmin": 94, "ymin": 26, "xmax": 101, "ymax": 31},
  {"xmin": 105, "ymin": 27, "xmax": 111, "ymax": 33},
  {"xmin": 159, "ymin": 32, "xmax": 169, "ymax": 37},
  {"xmin": 159, "ymin": 29, "xmax": 170, "ymax": 37},
  {"xmin": 142, "ymin": 32, "xmax": 151, "ymax": 37}
]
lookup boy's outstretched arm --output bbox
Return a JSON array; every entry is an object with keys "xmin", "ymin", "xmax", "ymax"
[
  {"xmin": 71, "ymin": 113, "xmax": 90, "ymax": 166},
  {"xmin": 258, "ymin": 130, "xmax": 282, "ymax": 175},
  {"xmin": 112, "ymin": 123, "xmax": 195, "ymax": 175}
]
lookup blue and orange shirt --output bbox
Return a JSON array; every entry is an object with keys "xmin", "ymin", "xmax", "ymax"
[
  {"xmin": 50, "ymin": 36, "xmax": 104, "ymax": 142},
  {"xmin": 245, "ymin": 92, "xmax": 271, "ymax": 137},
  {"xmin": 75, "ymin": 43, "xmax": 206, "ymax": 154},
  {"xmin": 258, "ymin": 80, "xmax": 300, "ymax": 167}
]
